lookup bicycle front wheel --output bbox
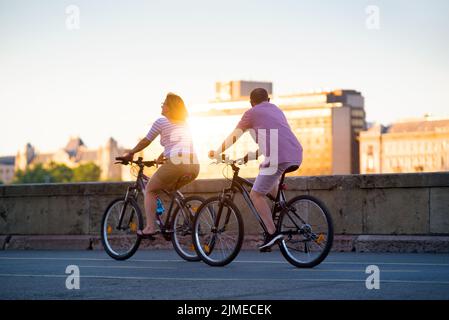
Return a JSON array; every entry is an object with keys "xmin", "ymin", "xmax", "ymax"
[
  {"xmin": 171, "ymin": 196, "xmax": 205, "ymax": 262},
  {"xmin": 278, "ymin": 195, "xmax": 333, "ymax": 268},
  {"xmin": 101, "ymin": 197, "xmax": 143, "ymax": 261},
  {"xmin": 192, "ymin": 197, "xmax": 244, "ymax": 267}
]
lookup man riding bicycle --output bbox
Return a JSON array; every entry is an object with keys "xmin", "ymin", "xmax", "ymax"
[{"xmin": 209, "ymin": 88, "xmax": 303, "ymax": 250}]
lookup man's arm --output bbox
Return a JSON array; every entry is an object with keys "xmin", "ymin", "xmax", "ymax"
[
  {"xmin": 209, "ymin": 127, "xmax": 245, "ymax": 158},
  {"xmin": 209, "ymin": 109, "xmax": 251, "ymax": 159}
]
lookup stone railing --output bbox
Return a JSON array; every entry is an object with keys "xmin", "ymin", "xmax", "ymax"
[{"xmin": 1, "ymin": 172, "xmax": 448, "ymax": 251}]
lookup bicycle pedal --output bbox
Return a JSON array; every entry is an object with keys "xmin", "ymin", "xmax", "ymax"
[{"xmin": 259, "ymin": 247, "xmax": 272, "ymax": 253}]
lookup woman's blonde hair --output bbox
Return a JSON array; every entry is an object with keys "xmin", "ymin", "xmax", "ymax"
[{"xmin": 165, "ymin": 93, "xmax": 188, "ymax": 122}]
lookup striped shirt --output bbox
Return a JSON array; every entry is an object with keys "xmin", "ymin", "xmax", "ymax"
[{"xmin": 145, "ymin": 117, "xmax": 196, "ymax": 158}]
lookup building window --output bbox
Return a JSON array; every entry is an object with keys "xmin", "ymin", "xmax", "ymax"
[{"xmin": 367, "ymin": 156, "xmax": 374, "ymax": 171}]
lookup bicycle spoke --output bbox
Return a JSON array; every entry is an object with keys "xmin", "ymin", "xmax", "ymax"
[
  {"xmin": 218, "ymin": 238, "xmax": 226, "ymax": 260},
  {"xmin": 286, "ymin": 244, "xmax": 306, "ymax": 253},
  {"xmin": 171, "ymin": 198, "xmax": 205, "ymax": 261},
  {"xmin": 199, "ymin": 214, "xmax": 213, "ymax": 229},
  {"xmin": 193, "ymin": 198, "xmax": 242, "ymax": 266},
  {"xmin": 221, "ymin": 237, "xmax": 233, "ymax": 253},
  {"xmin": 304, "ymin": 241, "xmax": 310, "ymax": 254},
  {"xmin": 219, "ymin": 234, "xmax": 237, "ymax": 251},
  {"xmin": 102, "ymin": 199, "xmax": 141, "ymax": 260},
  {"xmin": 279, "ymin": 197, "xmax": 333, "ymax": 267}
]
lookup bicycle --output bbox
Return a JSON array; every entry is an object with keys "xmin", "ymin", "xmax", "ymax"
[
  {"xmin": 192, "ymin": 153, "xmax": 334, "ymax": 267},
  {"xmin": 101, "ymin": 156, "xmax": 204, "ymax": 261}
]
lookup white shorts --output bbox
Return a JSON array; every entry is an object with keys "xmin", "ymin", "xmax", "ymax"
[{"xmin": 252, "ymin": 162, "xmax": 300, "ymax": 194}]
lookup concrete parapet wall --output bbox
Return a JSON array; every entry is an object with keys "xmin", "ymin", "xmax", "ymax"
[
  {"xmin": 1, "ymin": 173, "xmax": 448, "ymax": 241},
  {"xmin": 2, "ymin": 235, "xmax": 449, "ymax": 253}
]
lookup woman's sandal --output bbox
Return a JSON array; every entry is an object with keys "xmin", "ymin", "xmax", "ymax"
[{"xmin": 137, "ymin": 230, "xmax": 160, "ymax": 240}]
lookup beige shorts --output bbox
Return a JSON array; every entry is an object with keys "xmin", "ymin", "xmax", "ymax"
[
  {"xmin": 150, "ymin": 158, "xmax": 200, "ymax": 191},
  {"xmin": 253, "ymin": 162, "xmax": 301, "ymax": 194}
]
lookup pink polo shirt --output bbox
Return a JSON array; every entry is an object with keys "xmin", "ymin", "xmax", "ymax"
[{"xmin": 236, "ymin": 101, "xmax": 303, "ymax": 167}]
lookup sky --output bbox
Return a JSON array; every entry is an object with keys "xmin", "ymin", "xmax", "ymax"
[{"xmin": 1, "ymin": 0, "xmax": 448, "ymax": 156}]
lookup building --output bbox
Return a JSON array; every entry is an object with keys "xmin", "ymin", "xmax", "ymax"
[
  {"xmin": 14, "ymin": 137, "xmax": 124, "ymax": 181},
  {"xmin": 215, "ymin": 80, "xmax": 273, "ymax": 101},
  {"xmin": 360, "ymin": 117, "xmax": 449, "ymax": 174},
  {"xmin": 0, "ymin": 156, "xmax": 15, "ymax": 184},
  {"xmin": 190, "ymin": 80, "xmax": 366, "ymax": 178}
]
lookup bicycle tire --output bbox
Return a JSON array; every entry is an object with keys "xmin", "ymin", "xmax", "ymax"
[
  {"xmin": 171, "ymin": 195, "xmax": 205, "ymax": 262},
  {"xmin": 192, "ymin": 196, "xmax": 244, "ymax": 267},
  {"xmin": 101, "ymin": 197, "xmax": 143, "ymax": 261},
  {"xmin": 278, "ymin": 195, "xmax": 334, "ymax": 268}
]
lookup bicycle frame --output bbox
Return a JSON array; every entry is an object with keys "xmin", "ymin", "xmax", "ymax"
[
  {"xmin": 217, "ymin": 163, "xmax": 289, "ymax": 235},
  {"xmin": 116, "ymin": 160, "xmax": 189, "ymax": 239}
]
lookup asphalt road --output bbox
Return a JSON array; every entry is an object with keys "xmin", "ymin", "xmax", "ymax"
[{"xmin": 1, "ymin": 250, "xmax": 449, "ymax": 300}]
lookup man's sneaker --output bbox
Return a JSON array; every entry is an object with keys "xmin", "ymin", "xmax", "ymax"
[{"xmin": 258, "ymin": 232, "xmax": 283, "ymax": 251}]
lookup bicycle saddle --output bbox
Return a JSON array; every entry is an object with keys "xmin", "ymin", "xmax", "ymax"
[{"xmin": 284, "ymin": 165, "xmax": 299, "ymax": 174}]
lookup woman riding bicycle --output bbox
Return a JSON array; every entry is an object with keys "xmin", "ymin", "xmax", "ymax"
[{"xmin": 121, "ymin": 93, "xmax": 200, "ymax": 238}]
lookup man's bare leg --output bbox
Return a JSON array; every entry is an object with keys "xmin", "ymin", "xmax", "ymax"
[{"xmin": 250, "ymin": 190, "xmax": 276, "ymax": 235}]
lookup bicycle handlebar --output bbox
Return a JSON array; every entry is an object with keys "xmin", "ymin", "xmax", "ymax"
[
  {"xmin": 114, "ymin": 156, "xmax": 164, "ymax": 167},
  {"xmin": 212, "ymin": 150, "xmax": 259, "ymax": 166}
]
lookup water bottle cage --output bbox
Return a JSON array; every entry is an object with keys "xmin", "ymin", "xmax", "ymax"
[{"xmin": 156, "ymin": 197, "xmax": 165, "ymax": 215}]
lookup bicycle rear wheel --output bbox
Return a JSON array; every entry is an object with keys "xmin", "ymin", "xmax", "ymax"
[
  {"xmin": 192, "ymin": 197, "xmax": 244, "ymax": 267},
  {"xmin": 101, "ymin": 197, "xmax": 143, "ymax": 261},
  {"xmin": 171, "ymin": 196, "xmax": 205, "ymax": 262},
  {"xmin": 278, "ymin": 195, "xmax": 333, "ymax": 268}
]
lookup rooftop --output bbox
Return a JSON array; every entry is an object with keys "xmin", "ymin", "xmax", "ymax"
[
  {"xmin": 0, "ymin": 156, "xmax": 15, "ymax": 166},
  {"xmin": 388, "ymin": 118, "xmax": 449, "ymax": 134}
]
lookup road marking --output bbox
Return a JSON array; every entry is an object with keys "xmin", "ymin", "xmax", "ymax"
[
  {"xmin": 324, "ymin": 261, "xmax": 449, "ymax": 267},
  {"xmin": 289, "ymin": 269, "xmax": 420, "ymax": 273},
  {"xmin": 238, "ymin": 261, "xmax": 449, "ymax": 267},
  {"xmin": 79, "ymin": 265, "xmax": 176, "ymax": 270},
  {"xmin": 0, "ymin": 257, "xmax": 125, "ymax": 262},
  {"xmin": 60, "ymin": 264, "xmax": 422, "ymax": 273},
  {"xmin": 0, "ymin": 256, "xmax": 448, "ymax": 267},
  {"xmin": 0, "ymin": 273, "xmax": 448, "ymax": 285},
  {"xmin": 0, "ymin": 257, "xmax": 183, "ymax": 262},
  {"xmin": 236, "ymin": 260, "xmax": 449, "ymax": 267}
]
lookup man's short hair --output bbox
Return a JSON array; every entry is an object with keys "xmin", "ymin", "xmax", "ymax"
[{"xmin": 250, "ymin": 88, "xmax": 269, "ymax": 105}]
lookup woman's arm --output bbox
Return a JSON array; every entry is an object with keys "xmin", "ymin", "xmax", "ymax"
[
  {"xmin": 122, "ymin": 118, "xmax": 162, "ymax": 160},
  {"xmin": 122, "ymin": 138, "xmax": 151, "ymax": 160}
]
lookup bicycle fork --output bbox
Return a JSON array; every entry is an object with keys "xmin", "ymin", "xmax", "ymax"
[
  {"xmin": 203, "ymin": 190, "xmax": 233, "ymax": 252},
  {"xmin": 116, "ymin": 186, "xmax": 138, "ymax": 231}
]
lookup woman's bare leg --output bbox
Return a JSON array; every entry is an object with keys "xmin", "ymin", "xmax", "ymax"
[{"xmin": 141, "ymin": 175, "xmax": 164, "ymax": 234}]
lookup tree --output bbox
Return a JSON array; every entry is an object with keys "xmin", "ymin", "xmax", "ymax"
[
  {"xmin": 13, "ymin": 162, "xmax": 102, "ymax": 184},
  {"xmin": 13, "ymin": 164, "xmax": 53, "ymax": 184},
  {"xmin": 47, "ymin": 162, "xmax": 73, "ymax": 183},
  {"xmin": 73, "ymin": 162, "xmax": 101, "ymax": 182}
]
